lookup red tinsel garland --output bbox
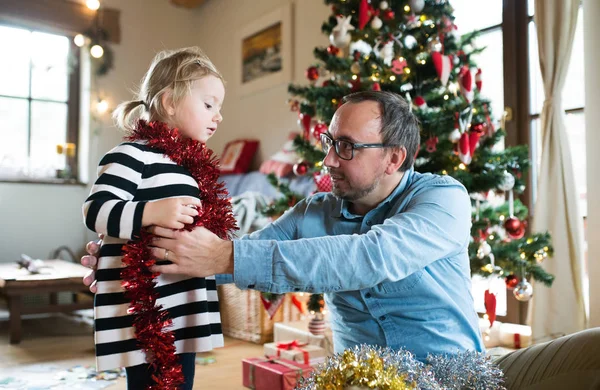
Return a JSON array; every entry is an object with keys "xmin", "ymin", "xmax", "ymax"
[{"xmin": 120, "ymin": 120, "xmax": 238, "ymax": 389}]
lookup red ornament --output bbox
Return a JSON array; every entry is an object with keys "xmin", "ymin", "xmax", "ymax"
[
  {"xmin": 350, "ymin": 77, "xmax": 362, "ymax": 92},
  {"xmin": 122, "ymin": 120, "xmax": 238, "ymax": 389},
  {"xmin": 505, "ymin": 274, "xmax": 519, "ymax": 288},
  {"xmin": 322, "ymin": 80, "xmax": 332, "ymax": 87},
  {"xmin": 471, "ymin": 122, "xmax": 486, "ymax": 135},
  {"xmin": 383, "ymin": 9, "xmax": 395, "ymax": 20},
  {"xmin": 298, "ymin": 112, "xmax": 312, "ymax": 139},
  {"xmin": 504, "ymin": 217, "xmax": 526, "ymax": 239},
  {"xmin": 484, "ymin": 289, "xmax": 497, "ymax": 327},
  {"xmin": 459, "ymin": 66, "xmax": 474, "ymax": 102},
  {"xmin": 372, "ymin": 82, "xmax": 381, "ymax": 91},
  {"xmin": 291, "ymin": 294, "xmax": 305, "ymax": 314},
  {"xmin": 414, "ymin": 96, "xmax": 427, "ymax": 109},
  {"xmin": 391, "ymin": 58, "xmax": 407, "ymax": 74},
  {"xmin": 476, "ymin": 68, "xmax": 483, "ymax": 91},
  {"xmin": 358, "ymin": 0, "xmax": 370, "ymax": 29},
  {"xmin": 288, "ymin": 100, "xmax": 299, "ymax": 112},
  {"xmin": 425, "ymin": 136, "xmax": 438, "ymax": 153},
  {"xmin": 431, "ymin": 52, "xmax": 453, "ymax": 86},
  {"xmin": 306, "ymin": 66, "xmax": 319, "ymax": 81},
  {"xmin": 293, "ymin": 161, "xmax": 309, "ymax": 176},
  {"xmin": 327, "ymin": 45, "xmax": 340, "ymax": 56},
  {"xmin": 312, "ymin": 122, "xmax": 328, "ymax": 140}
]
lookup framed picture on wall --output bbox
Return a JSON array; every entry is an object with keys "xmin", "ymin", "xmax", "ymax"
[{"xmin": 237, "ymin": 3, "xmax": 294, "ymax": 96}]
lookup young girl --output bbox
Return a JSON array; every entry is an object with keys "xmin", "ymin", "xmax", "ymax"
[{"xmin": 83, "ymin": 47, "xmax": 235, "ymax": 390}]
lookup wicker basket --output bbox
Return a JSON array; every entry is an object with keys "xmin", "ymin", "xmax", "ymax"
[{"xmin": 218, "ymin": 284, "xmax": 305, "ymax": 344}]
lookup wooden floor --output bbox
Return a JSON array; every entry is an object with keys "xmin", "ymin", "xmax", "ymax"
[{"xmin": 0, "ymin": 312, "xmax": 263, "ymax": 389}]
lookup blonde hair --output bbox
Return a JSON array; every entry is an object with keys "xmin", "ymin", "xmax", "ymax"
[{"xmin": 113, "ymin": 47, "xmax": 224, "ymax": 131}]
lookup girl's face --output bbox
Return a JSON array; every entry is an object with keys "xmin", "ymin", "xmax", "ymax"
[{"xmin": 168, "ymin": 75, "xmax": 225, "ymax": 143}]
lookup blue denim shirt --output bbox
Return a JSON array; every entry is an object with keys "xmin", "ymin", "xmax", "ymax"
[{"xmin": 219, "ymin": 168, "xmax": 484, "ymax": 360}]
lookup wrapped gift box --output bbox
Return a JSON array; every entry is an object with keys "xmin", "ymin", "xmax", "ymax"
[
  {"xmin": 274, "ymin": 320, "xmax": 334, "ymax": 354},
  {"xmin": 242, "ymin": 357, "xmax": 313, "ymax": 390},
  {"xmin": 264, "ymin": 340, "xmax": 328, "ymax": 366},
  {"xmin": 498, "ymin": 322, "xmax": 532, "ymax": 348},
  {"xmin": 479, "ymin": 318, "xmax": 532, "ymax": 349}
]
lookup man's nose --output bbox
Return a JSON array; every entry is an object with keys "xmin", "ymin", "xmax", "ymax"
[{"xmin": 323, "ymin": 146, "xmax": 339, "ymax": 168}]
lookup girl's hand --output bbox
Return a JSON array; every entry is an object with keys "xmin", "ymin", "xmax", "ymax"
[{"xmin": 142, "ymin": 197, "xmax": 201, "ymax": 229}]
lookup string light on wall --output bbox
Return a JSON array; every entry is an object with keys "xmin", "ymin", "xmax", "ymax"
[
  {"xmin": 86, "ymin": 0, "xmax": 100, "ymax": 10},
  {"xmin": 90, "ymin": 44, "xmax": 104, "ymax": 58},
  {"xmin": 72, "ymin": 0, "xmax": 114, "ymax": 76},
  {"xmin": 96, "ymin": 98, "xmax": 109, "ymax": 114}
]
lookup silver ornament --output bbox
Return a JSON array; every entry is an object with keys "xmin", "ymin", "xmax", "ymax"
[
  {"xmin": 409, "ymin": 0, "xmax": 425, "ymax": 13},
  {"xmin": 498, "ymin": 171, "xmax": 515, "ymax": 191},
  {"xmin": 370, "ymin": 16, "xmax": 383, "ymax": 30},
  {"xmin": 513, "ymin": 279, "xmax": 533, "ymax": 301},
  {"xmin": 379, "ymin": 1, "xmax": 389, "ymax": 10}
]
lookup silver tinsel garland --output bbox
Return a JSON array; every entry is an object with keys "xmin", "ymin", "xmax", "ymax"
[{"xmin": 295, "ymin": 344, "xmax": 505, "ymax": 390}]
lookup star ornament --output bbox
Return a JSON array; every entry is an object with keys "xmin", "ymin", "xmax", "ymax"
[{"xmin": 333, "ymin": 15, "xmax": 356, "ymax": 35}]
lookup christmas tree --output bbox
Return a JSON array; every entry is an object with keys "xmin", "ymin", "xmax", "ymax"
[{"xmin": 263, "ymin": 0, "xmax": 554, "ymax": 322}]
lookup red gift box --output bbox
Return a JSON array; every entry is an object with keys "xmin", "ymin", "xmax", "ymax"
[{"xmin": 242, "ymin": 357, "xmax": 313, "ymax": 390}]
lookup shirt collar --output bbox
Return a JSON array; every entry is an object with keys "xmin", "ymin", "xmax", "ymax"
[{"xmin": 333, "ymin": 167, "xmax": 414, "ymax": 218}]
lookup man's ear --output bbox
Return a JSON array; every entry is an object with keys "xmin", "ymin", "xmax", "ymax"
[
  {"xmin": 161, "ymin": 89, "xmax": 176, "ymax": 116},
  {"xmin": 385, "ymin": 146, "xmax": 407, "ymax": 174}
]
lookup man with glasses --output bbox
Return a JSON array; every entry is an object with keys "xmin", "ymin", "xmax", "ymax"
[{"xmin": 81, "ymin": 91, "xmax": 484, "ymax": 361}]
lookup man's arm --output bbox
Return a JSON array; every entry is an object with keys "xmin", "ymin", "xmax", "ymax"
[{"xmin": 233, "ymin": 179, "xmax": 471, "ymax": 294}]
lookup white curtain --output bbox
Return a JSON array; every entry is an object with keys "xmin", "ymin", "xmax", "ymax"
[{"xmin": 530, "ymin": 0, "xmax": 587, "ymax": 338}]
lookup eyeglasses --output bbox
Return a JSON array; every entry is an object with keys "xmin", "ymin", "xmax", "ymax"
[{"xmin": 320, "ymin": 133, "xmax": 391, "ymax": 161}]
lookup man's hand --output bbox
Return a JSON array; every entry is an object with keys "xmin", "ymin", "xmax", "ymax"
[
  {"xmin": 81, "ymin": 238, "xmax": 101, "ymax": 293},
  {"xmin": 142, "ymin": 197, "xmax": 200, "ymax": 229},
  {"xmin": 149, "ymin": 226, "xmax": 234, "ymax": 277}
]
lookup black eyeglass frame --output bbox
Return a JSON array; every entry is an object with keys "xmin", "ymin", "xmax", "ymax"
[{"xmin": 320, "ymin": 133, "xmax": 394, "ymax": 161}]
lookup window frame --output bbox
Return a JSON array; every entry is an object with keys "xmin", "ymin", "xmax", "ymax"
[{"xmin": 0, "ymin": 22, "xmax": 81, "ymax": 185}]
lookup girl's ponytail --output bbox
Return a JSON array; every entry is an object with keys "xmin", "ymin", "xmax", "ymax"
[{"xmin": 113, "ymin": 100, "xmax": 147, "ymax": 131}]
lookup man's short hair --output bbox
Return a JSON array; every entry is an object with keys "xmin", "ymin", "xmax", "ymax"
[{"xmin": 342, "ymin": 91, "xmax": 420, "ymax": 171}]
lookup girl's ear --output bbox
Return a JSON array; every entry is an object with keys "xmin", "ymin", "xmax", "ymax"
[{"xmin": 161, "ymin": 90, "xmax": 176, "ymax": 116}]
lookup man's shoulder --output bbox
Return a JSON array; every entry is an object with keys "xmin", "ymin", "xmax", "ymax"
[
  {"xmin": 408, "ymin": 171, "xmax": 467, "ymax": 192},
  {"xmin": 404, "ymin": 171, "xmax": 468, "ymax": 203}
]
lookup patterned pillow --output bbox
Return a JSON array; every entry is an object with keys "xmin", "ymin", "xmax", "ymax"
[
  {"xmin": 259, "ymin": 132, "xmax": 300, "ymax": 178},
  {"xmin": 219, "ymin": 139, "xmax": 259, "ymax": 174}
]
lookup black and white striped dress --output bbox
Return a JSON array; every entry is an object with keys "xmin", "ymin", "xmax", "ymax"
[{"xmin": 83, "ymin": 141, "xmax": 223, "ymax": 371}]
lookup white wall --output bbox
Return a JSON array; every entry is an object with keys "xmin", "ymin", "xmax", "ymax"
[
  {"xmin": 0, "ymin": 0, "xmax": 330, "ymax": 262},
  {"xmin": 194, "ymin": 0, "xmax": 330, "ymax": 164}
]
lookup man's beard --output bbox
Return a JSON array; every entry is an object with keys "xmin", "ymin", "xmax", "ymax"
[{"xmin": 332, "ymin": 175, "xmax": 381, "ymax": 202}]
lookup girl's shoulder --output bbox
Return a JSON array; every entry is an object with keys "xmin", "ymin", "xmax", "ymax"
[{"xmin": 104, "ymin": 140, "xmax": 167, "ymax": 163}]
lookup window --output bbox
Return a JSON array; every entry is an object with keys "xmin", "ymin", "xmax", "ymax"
[
  {"xmin": 451, "ymin": 1, "xmax": 588, "ymax": 325},
  {"xmin": 0, "ymin": 24, "xmax": 80, "ymax": 182},
  {"xmin": 528, "ymin": 6, "xmax": 586, "ymax": 216},
  {"xmin": 452, "ymin": 0, "xmax": 509, "ymax": 321}
]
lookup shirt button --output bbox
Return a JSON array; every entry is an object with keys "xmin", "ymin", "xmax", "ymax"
[
  {"xmin": 365, "ymin": 293, "xmax": 372, "ymax": 298},
  {"xmin": 379, "ymin": 315, "xmax": 386, "ymax": 321},
  {"xmin": 366, "ymin": 220, "xmax": 372, "ymax": 226},
  {"xmin": 248, "ymin": 284, "xmax": 255, "ymax": 288}
]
